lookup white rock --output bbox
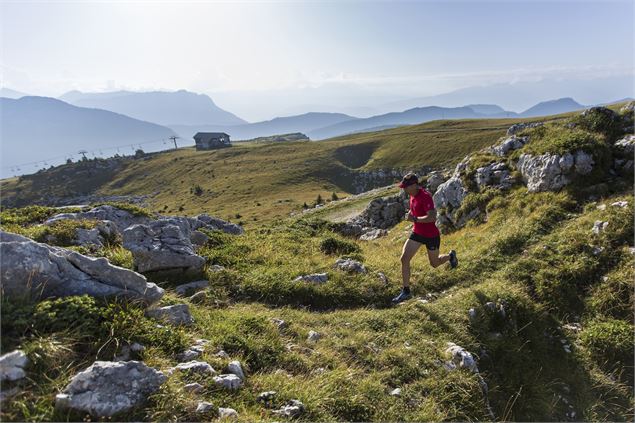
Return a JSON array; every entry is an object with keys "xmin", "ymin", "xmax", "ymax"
[
  {"xmin": 226, "ymin": 360, "xmax": 245, "ymax": 380},
  {"xmin": 307, "ymin": 330, "xmax": 321, "ymax": 342},
  {"xmin": 145, "ymin": 304, "xmax": 193, "ymax": 326},
  {"xmin": 213, "ymin": 374, "xmax": 242, "ymax": 390},
  {"xmin": 390, "ymin": 388, "xmax": 402, "ymax": 396},
  {"xmin": 168, "ymin": 361, "xmax": 216, "ymax": 376},
  {"xmin": 591, "ymin": 220, "xmax": 609, "ymax": 235},
  {"xmin": 218, "ymin": 407, "xmax": 238, "ymax": 419},
  {"xmin": 445, "ymin": 342, "xmax": 478, "ymax": 373},
  {"xmin": 184, "ymin": 382, "xmax": 204, "ymax": 393},
  {"xmin": 55, "ymin": 361, "xmax": 166, "ymax": 417},
  {"xmin": 334, "ymin": 258, "xmax": 367, "ymax": 273},
  {"xmin": 293, "ymin": 273, "xmax": 328, "ymax": 284},
  {"xmin": 0, "ymin": 350, "xmax": 28, "ymax": 382},
  {"xmin": 195, "ymin": 401, "xmax": 215, "ymax": 413},
  {"xmin": 272, "ymin": 399, "xmax": 305, "ymax": 417},
  {"xmin": 610, "ymin": 201, "xmax": 628, "ymax": 208}
]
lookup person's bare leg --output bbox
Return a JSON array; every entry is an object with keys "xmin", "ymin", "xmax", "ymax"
[
  {"xmin": 427, "ymin": 248, "xmax": 450, "ymax": 268},
  {"xmin": 400, "ymin": 239, "xmax": 422, "ymax": 288}
]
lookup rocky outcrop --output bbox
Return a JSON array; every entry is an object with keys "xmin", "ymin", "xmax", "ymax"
[
  {"xmin": 433, "ymin": 175, "xmax": 468, "ymax": 228},
  {"xmin": 506, "ymin": 122, "xmax": 543, "ymax": 136},
  {"xmin": 490, "ymin": 135, "xmax": 529, "ymax": 157},
  {"xmin": 45, "ymin": 205, "xmax": 152, "ymax": 233},
  {"xmin": 123, "ymin": 219, "xmax": 205, "ymax": 274},
  {"xmin": 340, "ymin": 193, "xmax": 409, "ymax": 238},
  {"xmin": 352, "ymin": 167, "xmax": 430, "ymax": 194},
  {"xmin": 55, "ymin": 361, "xmax": 166, "ymax": 417},
  {"xmin": 425, "ymin": 171, "xmax": 446, "ymax": 193},
  {"xmin": 0, "ymin": 231, "xmax": 163, "ymax": 306},
  {"xmin": 614, "ymin": 134, "xmax": 635, "ymax": 155},
  {"xmin": 517, "ymin": 150, "xmax": 595, "ymax": 192},
  {"xmin": 474, "ymin": 162, "xmax": 515, "ymax": 190}
]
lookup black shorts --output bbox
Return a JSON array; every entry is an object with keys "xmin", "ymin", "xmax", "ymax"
[{"xmin": 409, "ymin": 232, "xmax": 441, "ymax": 250}]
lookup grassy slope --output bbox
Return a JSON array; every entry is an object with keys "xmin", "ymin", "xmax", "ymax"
[
  {"xmin": 2, "ymin": 186, "xmax": 632, "ymax": 422},
  {"xmin": 1, "ymin": 112, "xmax": 579, "ymax": 228},
  {"xmin": 1, "ymin": 101, "xmax": 633, "ymax": 422}
]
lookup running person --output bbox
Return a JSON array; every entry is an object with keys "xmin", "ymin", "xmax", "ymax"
[{"xmin": 392, "ymin": 173, "xmax": 458, "ymax": 304}]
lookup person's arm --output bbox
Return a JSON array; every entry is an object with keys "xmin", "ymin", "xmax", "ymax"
[{"xmin": 416, "ymin": 208, "xmax": 437, "ymax": 223}]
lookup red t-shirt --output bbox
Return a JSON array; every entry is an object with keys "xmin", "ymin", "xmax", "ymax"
[{"xmin": 409, "ymin": 187, "xmax": 440, "ymax": 237}]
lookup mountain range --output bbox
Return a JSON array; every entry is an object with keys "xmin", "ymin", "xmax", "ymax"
[{"xmin": 0, "ymin": 86, "xmax": 627, "ymax": 177}]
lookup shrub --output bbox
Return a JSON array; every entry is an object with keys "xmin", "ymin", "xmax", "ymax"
[
  {"xmin": 572, "ymin": 107, "xmax": 624, "ymax": 140},
  {"xmin": 191, "ymin": 184, "xmax": 204, "ymax": 196},
  {"xmin": 319, "ymin": 236, "xmax": 360, "ymax": 255},
  {"xmin": 32, "ymin": 296, "xmax": 105, "ymax": 336},
  {"xmin": 0, "ymin": 205, "xmax": 70, "ymax": 227}
]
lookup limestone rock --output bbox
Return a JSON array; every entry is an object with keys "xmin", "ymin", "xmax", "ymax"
[
  {"xmin": 491, "ymin": 135, "xmax": 529, "ymax": 156},
  {"xmin": 426, "ymin": 171, "xmax": 446, "ymax": 193},
  {"xmin": 122, "ymin": 219, "xmax": 205, "ymax": 274},
  {"xmin": 307, "ymin": 330, "xmax": 321, "ymax": 342},
  {"xmin": 293, "ymin": 273, "xmax": 328, "ymax": 284},
  {"xmin": 506, "ymin": 122, "xmax": 543, "ymax": 136},
  {"xmin": 168, "ymin": 360, "xmax": 216, "ymax": 376},
  {"xmin": 213, "ymin": 374, "xmax": 242, "ymax": 390},
  {"xmin": 0, "ymin": 350, "xmax": 28, "ymax": 382},
  {"xmin": 272, "ymin": 399, "xmax": 305, "ymax": 418},
  {"xmin": 0, "ymin": 230, "xmax": 163, "ymax": 306},
  {"xmin": 517, "ymin": 150, "xmax": 595, "ymax": 192},
  {"xmin": 226, "ymin": 360, "xmax": 245, "ymax": 380},
  {"xmin": 218, "ymin": 407, "xmax": 238, "ymax": 419},
  {"xmin": 54, "ymin": 361, "xmax": 166, "ymax": 417},
  {"xmin": 145, "ymin": 304, "xmax": 193, "ymax": 326},
  {"xmin": 334, "ymin": 258, "xmax": 367, "ymax": 273},
  {"xmin": 175, "ymin": 280, "xmax": 209, "ymax": 296}
]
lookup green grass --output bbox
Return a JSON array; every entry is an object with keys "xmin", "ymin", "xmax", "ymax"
[
  {"xmin": 4, "ymin": 105, "xmax": 624, "ymax": 229},
  {"xmin": 1, "ymin": 102, "xmax": 633, "ymax": 422}
]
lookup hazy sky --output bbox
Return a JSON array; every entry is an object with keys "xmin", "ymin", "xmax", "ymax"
[{"xmin": 1, "ymin": 0, "xmax": 633, "ymax": 120}]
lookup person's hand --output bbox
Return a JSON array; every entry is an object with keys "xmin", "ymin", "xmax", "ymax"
[{"xmin": 406, "ymin": 211, "xmax": 416, "ymax": 222}]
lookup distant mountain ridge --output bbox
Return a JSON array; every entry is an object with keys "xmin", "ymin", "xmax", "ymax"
[
  {"xmin": 59, "ymin": 89, "xmax": 246, "ymax": 126},
  {"xmin": 0, "ymin": 96, "xmax": 175, "ymax": 176}
]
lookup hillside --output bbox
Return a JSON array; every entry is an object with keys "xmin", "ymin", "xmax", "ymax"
[
  {"xmin": 1, "ymin": 101, "xmax": 633, "ymax": 422},
  {"xmin": 59, "ymin": 90, "xmax": 246, "ymax": 126},
  {"xmin": 0, "ymin": 112, "xmax": 570, "ymax": 226}
]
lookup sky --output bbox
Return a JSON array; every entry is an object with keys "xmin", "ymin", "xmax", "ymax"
[{"xmin": 1, "ymin": 0, "xmax": 634, "ymax": 120}]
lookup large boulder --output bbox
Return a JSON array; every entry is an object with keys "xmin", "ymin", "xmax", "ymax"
[
  {"xmin": 122, "ymin": 219, "xmax": 205, "ymax": 274},
  {"xmin": 0, "ymin": 231, "xmax": 163, "ymax": 306},
  {"xmin": 517, "ymin": 150, "xmax": 595, "ymax": 192},
  {"xmin": 55, "ymin": 361, "xmax": 166, "ymax": 417}
]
